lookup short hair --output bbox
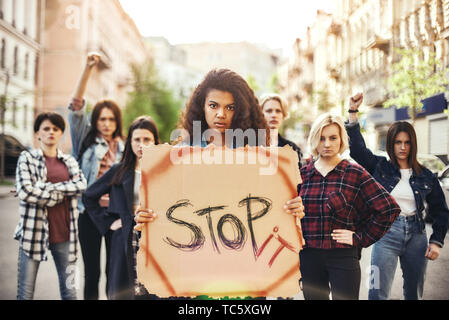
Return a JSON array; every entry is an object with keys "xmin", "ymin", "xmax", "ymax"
[
  {"xmin": 33, "ymin": 112, "xmax": 65, "ymax": 133},
  {"xmin": 259, "ymin": 93, "xmax": 288, "ymax": 118},
  {"xmin": 307, "ymin": 113, "xmax": 349, "ymax": 158},
  {"xmin": 386, "ymin": 121, "xmax": 422, "ymax": 174}
]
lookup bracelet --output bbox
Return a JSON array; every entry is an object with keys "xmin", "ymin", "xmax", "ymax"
[{"xmin": 348, "ymin": 109, "xmax": 359, "ymax": 113}]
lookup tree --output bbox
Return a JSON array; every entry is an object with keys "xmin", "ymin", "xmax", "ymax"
[
  {"xmin": 267, "ymin": 73, "xmax": 280, "ymax": 94},
  {"xmin": 385, "ymin": 47, "xmax": 449, "ymax": 123},
  {"xmin": 124, "ymin": 61, "xmax": 182, "ymax": 143},
  {"xmin": 279, "ymin": 106, "xmax": 303, "ymax": 136},
  {"xmin": 246, "ymin": 74, "xmax": 260, "ymax": 96},
  {"xmin": 311, "ymin": 85, "xmax": 335, "ymax": 113}
]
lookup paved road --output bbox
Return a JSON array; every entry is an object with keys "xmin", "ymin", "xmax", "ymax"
[
  {"xmin": 1, "ymin": 192, "xmax": 448, "ymax": 300},
  {"xmin": 0, "ymin": 192, "xmax": 107, "ymax": 300}
]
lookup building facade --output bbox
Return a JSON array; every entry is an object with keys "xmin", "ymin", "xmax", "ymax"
[
  {"xmin": 41, "ymin": 0, "xmax": 149, "ymax": 150},
  {"xmin": 0, "ymin": 0, "xmax": 42, "ymax": 147},
  {"xmin": 283, "ymin": 0, "xmax": 449, "ymax": 161},
  {"xmin": 144, "ymin": 37, "xmax": 203, "ymax": 105},
  {"xmin": 177, "ymin": 41, "xmax": 281, "ymax": 96}
]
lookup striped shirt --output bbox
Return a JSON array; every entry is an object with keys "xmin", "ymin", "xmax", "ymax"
[
  {"xmin": 14, "ymin": 148, "xmax": 87, "ymax": 262},
  {"xmin": 299, "ymin": 159, "xmax": 400, "ymax": 249}
]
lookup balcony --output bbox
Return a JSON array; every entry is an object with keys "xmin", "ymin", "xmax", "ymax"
[
  {"xmin": 116, "ymin": 75, "xmax": 131, "ymax": 88},
  {"xmin": 328, "ymin": 21, "xmax": 342, "ymax": 37},
  {"xmin": 288, "ymin": 65, "xmax": 302, "ymax": 79},
  {"xmin": 302, "ymin": 82, "xmax": 313, "ymax": 95},
  {"xmin": 366, "ymin": 35, "xmax": 390, "ymax": 54},
  {"xmin": 92, "ymin": 46, "xmax": 112, "ymax": 70},
  {"xmin": 328, "ymin": 67, "xmax": 341, "ymax": 81},
  {"xmin": 303, "ymin": 48, "xmax": 314, "ymax": 63}
]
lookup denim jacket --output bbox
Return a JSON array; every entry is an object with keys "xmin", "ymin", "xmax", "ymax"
[
  {"xmin": 68, "ymin": 103, "xmax": 124, "ymax": 213},
  {"xmin": 345, "ymin": 121, "xmax": 449, "ymax": 247}
]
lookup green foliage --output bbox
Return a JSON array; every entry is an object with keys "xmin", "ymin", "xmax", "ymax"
[
  {"xmin": 124, "ymin": 61, "xmax": 182, "ymax": 143},
  {"xmin": 267, "ymin": 73, "xmax": 280, "ymax": 94},
  {"xmin": 385, "ymin": 47, "xmax": 449, "ymax": 121},
  {"xmin": 280, "ymin": 106, "xmax": 303, "ymax": 136},
  {"xmin": 0, "ymin": 178, "xmax": 13, "ymax": 186},
  {"xmin": 311, "ymin": 85, "xmax": 335, "ymax": 112},
  {"xmin": 246, "ymin": 74, "xmax": 260, "ymax": 96}
]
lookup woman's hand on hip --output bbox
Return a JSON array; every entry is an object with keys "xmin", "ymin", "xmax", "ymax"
[
  {"xmin": 110, "ymin": 219, "xmax": 122, "ymax": 231},
  {"xmin": 331, "ymin": 229, "xmax": 355, "ymax": 246}
]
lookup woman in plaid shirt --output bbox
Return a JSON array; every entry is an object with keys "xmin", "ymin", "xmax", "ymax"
[
  {"xmin": 15, "ymin": 113, "xmax": 86, "ymax": 300},
  {"xmin": 295, "ymin": 113, "xmax": 400, "ymax": 300}
]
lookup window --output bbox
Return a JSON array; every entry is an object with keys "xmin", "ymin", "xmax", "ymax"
[
  {"xmin": 12, "ymin": 0, "xmax": 16, "ymax": 27},
  {"xmin": 24, "ymin": 53, "xmax": 29, "ymax": 79},
  {"xmin": 13, "ymin": 46, "xmax": 18, "ymax": 75},
  {"xmin": 1, "ymin": 39, "xmax": 5, "ymax": 69},
  {"xmin": 23, "ymin": 104, "xmax": 27, "ymax": 129},
  {"xmin": 12, "ymin": 99, "xmax": 17, "ymax": 127}
]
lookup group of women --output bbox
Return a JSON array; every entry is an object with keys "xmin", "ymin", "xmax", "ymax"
[{"xmin": 14, "ymin": 52, "xmax": 448, "ymax": 300}]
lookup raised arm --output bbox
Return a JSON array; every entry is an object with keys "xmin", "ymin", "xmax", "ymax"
[
  {"xmin": 72, "ymin": 52, "xmax": 101, "ymax": 105},
  {"xmin": 15, "ymin": 151, "xmax": 64, "ymax": 207},
  {"xmin": 68, "ymin": 52, "xmax": 101, "ymax": 157},
  {"xmin": 345, "ymin": 93, "xmax": 385, "ymax": 174}
]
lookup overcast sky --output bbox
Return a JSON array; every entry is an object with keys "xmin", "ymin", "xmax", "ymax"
[{"xmin": 118, "ymin": 0, "xmax": 336, "ymax": 54}]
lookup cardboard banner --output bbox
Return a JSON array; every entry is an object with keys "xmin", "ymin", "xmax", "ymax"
[{"xmin": 137, "ymin": 144, "xmax": 304, "ymax": 298}]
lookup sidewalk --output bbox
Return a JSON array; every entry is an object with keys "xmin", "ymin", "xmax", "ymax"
[{"xmin": 0, "ymin": 178, "xmax": 15, "ymax": 199}]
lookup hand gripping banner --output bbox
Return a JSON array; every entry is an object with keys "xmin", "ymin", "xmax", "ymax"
[{"xmin": 137, "ymin": 144, "xmax": 304, "ymax": 298}]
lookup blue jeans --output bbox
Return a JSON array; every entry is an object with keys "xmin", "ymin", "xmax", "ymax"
[
  {"xmin": 368, "ymin": 215, "xmax": 428, "ymax": 300},
  {"xmin": 17, "ymin": 241, "xmax": 77, "ymax": 300}
]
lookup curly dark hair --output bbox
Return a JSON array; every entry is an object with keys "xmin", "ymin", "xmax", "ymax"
[{"xmin": 182, "ymin": 68, "xmax": 270, "ymax": 146}]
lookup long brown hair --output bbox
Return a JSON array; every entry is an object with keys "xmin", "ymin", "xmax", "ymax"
[
  {"xmin": 78, "ymin": 100, "xmax": 123, "ymax": 160},
  {"xmin": 182, "ymin": 69, "xmax": 270, "ymax": 146},
  {"xmin": 386, "ymin": 121, "xmax": 422, "ymax": 174},
  {"xmin": 111, "ymin": 116, "xmax": 160, "ymax": 185}
]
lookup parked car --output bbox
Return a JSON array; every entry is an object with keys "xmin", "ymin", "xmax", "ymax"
[
  {"xmin": 0, "ymin": 134, "xmax": 26, "ymax": 176},
  {"xmin": 373, "ymin": 150, "xmax": 445, "ymax": 174}
]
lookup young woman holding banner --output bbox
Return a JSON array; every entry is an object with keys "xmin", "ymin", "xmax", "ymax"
[
  {"xmin": 82, "ymin": 116, "xmax": 160, "ymax": 299},
  {"xmin": 135, "ymin": 68, "xmax": 304, "ymax": 230},
  {"xmin": 133, "ymin": 69, "xmax": 305, "ymax": 300}
]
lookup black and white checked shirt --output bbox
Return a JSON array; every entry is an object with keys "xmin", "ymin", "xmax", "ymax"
[{"xmin": 15, "ymin": 149, "xmax": 87, "ymax": 262}]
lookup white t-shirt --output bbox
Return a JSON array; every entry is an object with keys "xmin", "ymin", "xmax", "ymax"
[
  {"xmin": 134, "ymin": 170, "xmax": 141, "ymax": 207},
  {"xmin": 390, "ymin": 168, "xmax": 417, "ymax": 217}
]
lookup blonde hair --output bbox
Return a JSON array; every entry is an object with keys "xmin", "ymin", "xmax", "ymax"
[
  {"xmin": 259, "ymin": 93, "xmax": 288, "ymax": 118},
  {"xmin": 308, "ymin": 113, "xmax": 349, "ymax": 158}
]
